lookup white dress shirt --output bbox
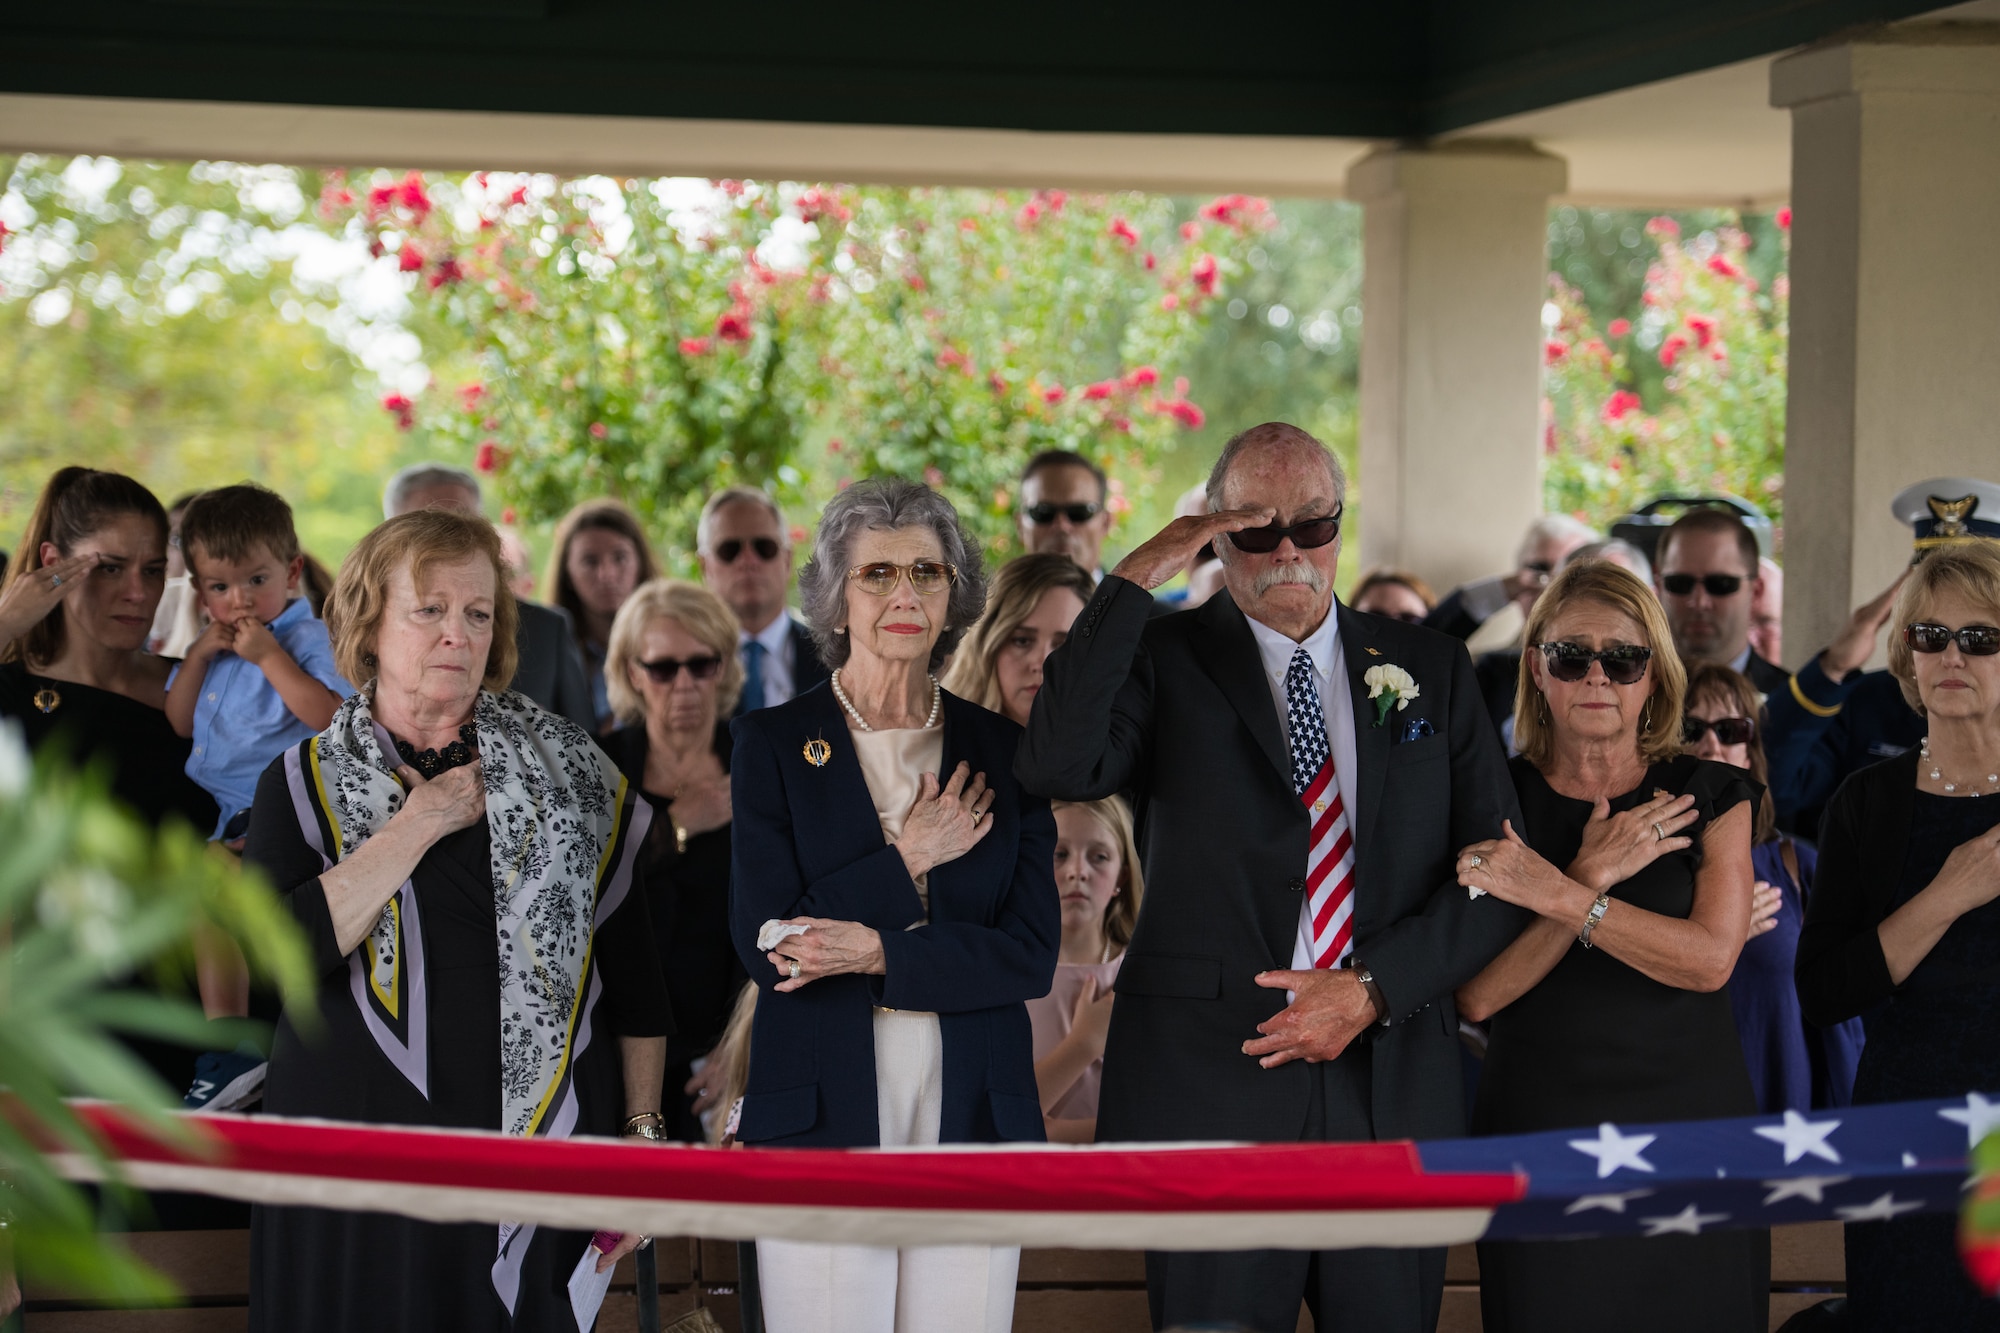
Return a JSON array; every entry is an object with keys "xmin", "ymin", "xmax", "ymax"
[
  {"xmin": 1243, "ymin": 609, "xmax": 1361, "ymax": 973},
  {"xmin": 739, "ymin": 612, "xmax": 798, "ymax": 706}
]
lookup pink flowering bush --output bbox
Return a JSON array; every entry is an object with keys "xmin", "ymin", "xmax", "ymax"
[
  {"xmin": 1542, "ymin": 216, "xmax": 1789, "ymax": 532},
  {"xmin": 325, "ymin": 173, "xmax": 1270, "ymax": 553}
]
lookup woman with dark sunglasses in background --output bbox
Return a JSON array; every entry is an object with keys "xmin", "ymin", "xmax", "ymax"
[
  {"xmin": 1453, "ymin": 561, "xmax": 1767, "ymax": 1333},
  {"xmin": 1684, "ymin": 664, "xmax": 1865, "ymax": 1116},
  {"xmin": 1797, "ymin": 541, "xmax": 2000, "ymax": 1333},
  {"xmin": 601, "ymin": 578, "xmax": 748, "ymax": 1140},
  {"xmin": 1348, "ymin": 566, "xmax": 1437, "ymax": 625}
]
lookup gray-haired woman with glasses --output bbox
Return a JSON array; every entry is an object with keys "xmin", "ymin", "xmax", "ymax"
[{"xmin": 728, "ymin": 477, "xmax": 1059, "ymax": 1333}]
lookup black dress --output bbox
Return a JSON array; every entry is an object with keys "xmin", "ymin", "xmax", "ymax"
[
  {"xmin": 241, "ymin": 755, "xmax": 671, "ymax": 1333},
  {"xmin": 1474, "ymin": 754, "xmax": 1767, "ymax": 1333},
  {"xmin": 602, "ymin": 722, "xmax": 747, "ymax": 1142},
  {"xmin": 1843, "ymin": 790, "xmax": 2000, "ymax": 1333},
  {"xmin": 0, "ymin": 661, "xmax": 218, "ymax": 833}
]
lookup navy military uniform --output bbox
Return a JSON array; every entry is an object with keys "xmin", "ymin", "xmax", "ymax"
[{"xmin": 1765, "ymin": 476, "xmax": 2000, "ymax": 836}]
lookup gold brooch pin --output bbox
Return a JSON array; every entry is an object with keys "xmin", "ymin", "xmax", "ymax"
[
  {"xmin": 803, "ymin": 735, "xmax": 832, "ymax": 768},
  {"xmin": 1364, "ymin": 647, "xmax": 1383, "ymax": 657},
  {"xmin": 31, "ymin": 687, "xmax": 61, "ymax": 714}
]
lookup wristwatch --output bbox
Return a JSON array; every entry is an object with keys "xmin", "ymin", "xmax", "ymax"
[
  {"xmin": 1348, "ymin": 959, "xmax": 1390, "ymax": 1026},
  {"xmin": 1579, "ymin": 893, "xmax": 1612, "ymax": 948}
]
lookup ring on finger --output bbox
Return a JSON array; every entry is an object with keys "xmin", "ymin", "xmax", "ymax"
[
  {"xmin": 1468, "ymin": 854, "xmax": 1484, "ymax": 870},
  {"xmin": 1652, "ymin": 822, "xmax": 1665, "ymax": 842},
  {"xmin": 788, "ymin": 960, "xmax": 801, "ymax": 980},
  {"xmin": 49, "ymin": 573, "xmax": 63, "ymax": 588}
]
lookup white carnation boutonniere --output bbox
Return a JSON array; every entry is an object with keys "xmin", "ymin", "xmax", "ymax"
[{"xmin": 1363, "ymin": 664, "xmax": 1421, "ymax": 729}]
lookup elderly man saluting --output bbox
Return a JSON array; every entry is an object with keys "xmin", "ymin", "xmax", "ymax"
[{"xmin": 1018, "ymin": 422, "xmax": 1527, "ymax": 1333}]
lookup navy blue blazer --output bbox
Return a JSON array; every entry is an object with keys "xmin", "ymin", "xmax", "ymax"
[{"xmin": 728, "ymin": 681, "xmax": 1059, "ymax": 1148}]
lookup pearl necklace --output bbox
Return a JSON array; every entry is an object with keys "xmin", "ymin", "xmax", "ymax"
[
  {"xmin": 831, "ymin": 669, "xmax": 941, "ymax": 733},
  {"xmin": 1920, "ymin": 736, "xmax": 2000, "ymax": 795}
]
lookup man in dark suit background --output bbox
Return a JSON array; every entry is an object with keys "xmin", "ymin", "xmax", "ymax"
[
  {"xmin": 697, "ymin": 486, "xmax": 829, "ymax": 716},
  {"xmin": 381, "ymin": 463, "xmax": 595, "ymax": 729},
  {"xmin": 1016, "ymin": 422, "xmax": 1527, "ymax": 1333},
  {"xmin": 1654, "ymin": 508, "xmax": 1788, "ymax": 694}
]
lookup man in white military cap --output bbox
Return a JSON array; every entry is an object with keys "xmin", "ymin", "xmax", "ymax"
[{"xmin": 1764, "ymin": 476, "xmax": 2000, "ymax": 832}]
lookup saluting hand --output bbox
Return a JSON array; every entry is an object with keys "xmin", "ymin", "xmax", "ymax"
[
  {"xmin": 1110, "ymin": 507, "xmax": 1276, "ymax": 592},
  {"xmin": 1821, "ymin": 569, "xmax": 1910, "ymax": 680},
  {"xmin": 0, "ymin": 552, "xmax": 98, "ymax": 646}
]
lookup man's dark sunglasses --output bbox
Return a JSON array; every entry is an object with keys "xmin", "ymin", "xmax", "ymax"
[
  {"xmin": 1227, "ymin": 508, "xmax": 1343, "ymax": 555},
  {"xmin": 716, "ymin": 537, "xmax": 781, "ymax": 564},
  {"xmin": 1661, "ymin": 573, "xmax": 1745, "ymax": 598},
  {"xmin": 638, "ymin": 655, "xmax": 724, "ymax": 684},
  {"xmin": 1905, "ymin": 623, "xmax": 2000, "ymax": 656},
  {"xmin": 1684, "ymin": 715, "xmax": 1756, "ymax": 746},
  {"xmin": 1532, "ymin": 642, "xmax": 1654, "ymax": 685},
  {"xmin": 1026, "ymin": 501, "xmax": 1102, "ymax": 526}
]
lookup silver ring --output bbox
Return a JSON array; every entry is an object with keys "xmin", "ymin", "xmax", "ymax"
[
  {"xmin": 788, "ymin": 960, "xmax": 801, "ymax": 980},
  {"xmin": 1653, "ymin": 822, "xmax": 1665, "ymax": 841},
  {"xmin": 1468, "ymin": 854, "xmax": 1484, "ymax": 870},
  {"xmin": 48, "ymin": 574, "xmax": 62, "ymax": 588}
]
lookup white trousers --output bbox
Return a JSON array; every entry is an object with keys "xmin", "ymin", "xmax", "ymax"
[{"xmin": 757, "ymin": 1009, "xmax": 1019, "ymax": 1333}]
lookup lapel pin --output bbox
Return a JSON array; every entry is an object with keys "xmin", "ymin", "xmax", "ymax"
[
  {"xmin": 803, "ymin": 735, "xmax": 833, "ymax": 768},
  {"xmin": 1364, "ymin": 647, "xmax": 1383, "ymax": 657}
]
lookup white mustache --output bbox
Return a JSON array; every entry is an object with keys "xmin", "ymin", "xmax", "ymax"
[{"xmin": 1253, "ymin": 563, "xmax": 1328, "ymax": 596}]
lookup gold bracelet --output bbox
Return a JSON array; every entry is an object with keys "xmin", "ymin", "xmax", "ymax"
[{"xmin": 623, "ymin": 1112, "xmax": 666, "ymax": 1140}]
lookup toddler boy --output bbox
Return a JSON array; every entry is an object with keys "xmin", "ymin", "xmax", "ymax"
[{"xmin": 166, "ymin": 483, "xmax": 352, "ymax": 841}]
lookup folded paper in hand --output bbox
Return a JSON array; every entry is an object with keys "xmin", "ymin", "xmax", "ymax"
[{"xmin": 758, "ymin": 920, "xmax": 810, "ymax": 952}]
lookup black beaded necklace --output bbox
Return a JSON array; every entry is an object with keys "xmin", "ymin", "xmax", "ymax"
[{"xmin": 394, "ymin": 723, "xmax": 479, "ymax": 778}]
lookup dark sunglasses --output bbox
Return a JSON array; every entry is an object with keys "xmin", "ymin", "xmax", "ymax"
[
  {"xmin": 715, "ymin": 537, "xmax": 781, "ymax": 564},
  {"xmin": 1227, "ymin": 508, "xmax": 1343, "ymax": 555},
  {"xmin": 1026, "ymin": 501, "xmax": 1102, "ymax": 526},
  {"xmin": 1532, "ymin": 642, "xmax": 1654, "ymax": 685},
  {"xmin": 1904, "ymin": 622, "xmax": 2000, "ymax": 656},
  {"xmin": 1661, "ymin": 572, "xmax": 1745, "ymax": 598},
  {"xmin": 637, "ymin": 655, "xmax": 723, "ymax": 684},
  {"xmin": 1683, "ymin": 715, "xmax": 1756, "ymax": 746},
  {"xmin": 1381, "ymin": 611, "xmax": 1427, "ymax": 625}
]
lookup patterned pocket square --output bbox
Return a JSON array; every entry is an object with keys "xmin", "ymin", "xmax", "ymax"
[{"xmin": 1400, "ymin": 716, "xmax": 1437, "ymax": 743}]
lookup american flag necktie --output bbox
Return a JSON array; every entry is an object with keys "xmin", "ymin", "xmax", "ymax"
[{"xmin": 1285, "ymin": 647, "xmax": 1356, "ymax": 968}]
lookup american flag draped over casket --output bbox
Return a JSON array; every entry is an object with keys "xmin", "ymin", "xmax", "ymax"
[{"xmin": 49, "ymin": 1093, "xmax": 2000, "ymax": 1253}]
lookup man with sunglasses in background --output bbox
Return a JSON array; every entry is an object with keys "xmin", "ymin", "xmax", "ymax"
[
  {"xmin": 697, "ymin": 486, "xmax": 830, "ymax": 717},
  {"xmin": 1655, "ymin": 508, "xmax": 1789, "ymax": 694},
  {"xmin": 1763, "ymin": 477, "xmax": 2000, "ymax": 834},
  {"xmin": 1019, "ymin": 421, "xmax": 1526, "ymax": 1333},
  {"xmin": 1018, "ymin": 449, "xmax": 1116, "ymax": 578}
]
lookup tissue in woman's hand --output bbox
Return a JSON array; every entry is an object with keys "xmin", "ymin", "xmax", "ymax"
[{"xmin": 757, "ymin": 920, "xmax": 810, "ymax": 952}]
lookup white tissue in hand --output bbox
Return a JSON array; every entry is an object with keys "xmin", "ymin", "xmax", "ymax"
[
  {"xmin": 1467, "ymin": 886, "xmax": 1487, "ymax": 900},
  {"xmin": 758, "ymin": 920, "xmax": 810, "ymax": 951}
]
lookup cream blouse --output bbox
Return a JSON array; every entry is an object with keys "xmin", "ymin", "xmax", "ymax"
[{"xmin": 851, "ymin": 725, "xmax": 945, "ymax": 917}]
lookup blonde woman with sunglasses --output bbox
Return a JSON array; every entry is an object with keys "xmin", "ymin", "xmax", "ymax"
[
  {"xmin": 728, "ymin": 477, "xmax": 1057, "ymax": 1333},
  {"xmin": 1453, "ymin": 560, "xmax": 1766, "ymax": 1333}
]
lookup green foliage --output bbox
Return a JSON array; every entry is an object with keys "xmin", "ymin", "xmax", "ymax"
[
  {"xmin": 1541, "ymin": 213, "xmax": 1790, "ymax": 540},
  {"xmin": 0, "ymin": 154, "xmax": 431, "ymax": 560},
  {"xmin": 0, "ymin": 720, "xmax": 313, "ymax": 1301},
  {"xmin": 326, "ymin": 174, "xmax": 1274, "ymax": 563}
]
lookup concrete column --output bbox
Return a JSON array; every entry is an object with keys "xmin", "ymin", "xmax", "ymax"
[
  {"xmin": 1346, "ymin": 142, "xmax": 1568, "ymax": 593},
  {"xmin": 1773, "ymin": 24, "xmax": 2000, "ymax": 666}
]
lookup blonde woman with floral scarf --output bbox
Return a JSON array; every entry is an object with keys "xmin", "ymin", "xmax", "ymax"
[{"xmin": 240, "ymin": 509, "xmax": 671, "ymax": 1333}]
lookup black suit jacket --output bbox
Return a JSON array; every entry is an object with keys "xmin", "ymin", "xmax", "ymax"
[
  {"xmin": 732, "ymin": 616, "xmax": 831, "ymax": 718},
  {"xmin": 511, "ymin": 600, "xmax": 595, "ymax": 730},
  {"xmin": 1016, "ymin": 578, "xmax": 1527, "ymax": 1144},
  {"xmin": 728, "ymin": 684, "xmax": 1059, "ymax": 1147},
  {"xmin": 1745, "ymin": 649, "xmax": 1789, "ymax": 697}
]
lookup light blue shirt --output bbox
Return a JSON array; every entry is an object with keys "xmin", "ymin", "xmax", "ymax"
[{"xmin": 175, "ymin": 597, "xmax": 353, "ymax": 839}]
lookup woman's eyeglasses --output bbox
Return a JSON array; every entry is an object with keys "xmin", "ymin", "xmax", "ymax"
[
  {"xmin": 715, "ymin": 537, "xmax": 781, "ymax": 564},
  {"xmin": 846, "ymin": 561, "xmax": 959, "ymax": 596},
  {"xmin": 1683, "ymin": 715, "xmax": 1756, "ymax": 746},
  {"xmin": 1026, "ymin": 501, "xmax": 1102, "ymax": 526},
  {"xmin": 1905, "ymin": 622, "xmax": 2000, "ymax": 656},
  {"xmin": 1227, "ymin": 508, "xmax": 1343, "ymax": 555},
  {"xmin": 1660, "ymin": 573, "xmax": 1745, "ymax": 598},
  {"xmin": 1532, "ymin": 642, "xmax": 1654, "ymax": 685},
  {"xmin": 637, "ymin": 655, "xmax": 723, "ymax": 684}
]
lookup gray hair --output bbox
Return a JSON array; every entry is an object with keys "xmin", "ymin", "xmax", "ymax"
[
  {"xmin": 1517, "ymin": 513, "xmax": 1600, "ymax": 564},
  {"xmin": 383, "ymin": 462, "xmax": 481, "ymax": 519},
  {"xmin": 1565, "ymin": 537, "xmax": 1654, "ymax": 585},
  {"xmin": 698, "ymin": 486, "xmax": 789, "ymax": 554},
  {"xmin": 798, "ymin": 478, "xmax": 987, "ymax": 671},
  {"xmin": 1204, "ymin": 422, "xmax": 1347, "ymax": 516}
]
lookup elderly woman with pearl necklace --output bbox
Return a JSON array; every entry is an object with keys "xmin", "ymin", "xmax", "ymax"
[{"xmin": 728, "ymin": 477, "xmax": 1058, "ymax": 1333}]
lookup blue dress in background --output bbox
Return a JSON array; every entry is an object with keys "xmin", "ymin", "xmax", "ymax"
[{"xmin": 1727, "ymin": 837, "xmax": 1866, "ymax": 1112}]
